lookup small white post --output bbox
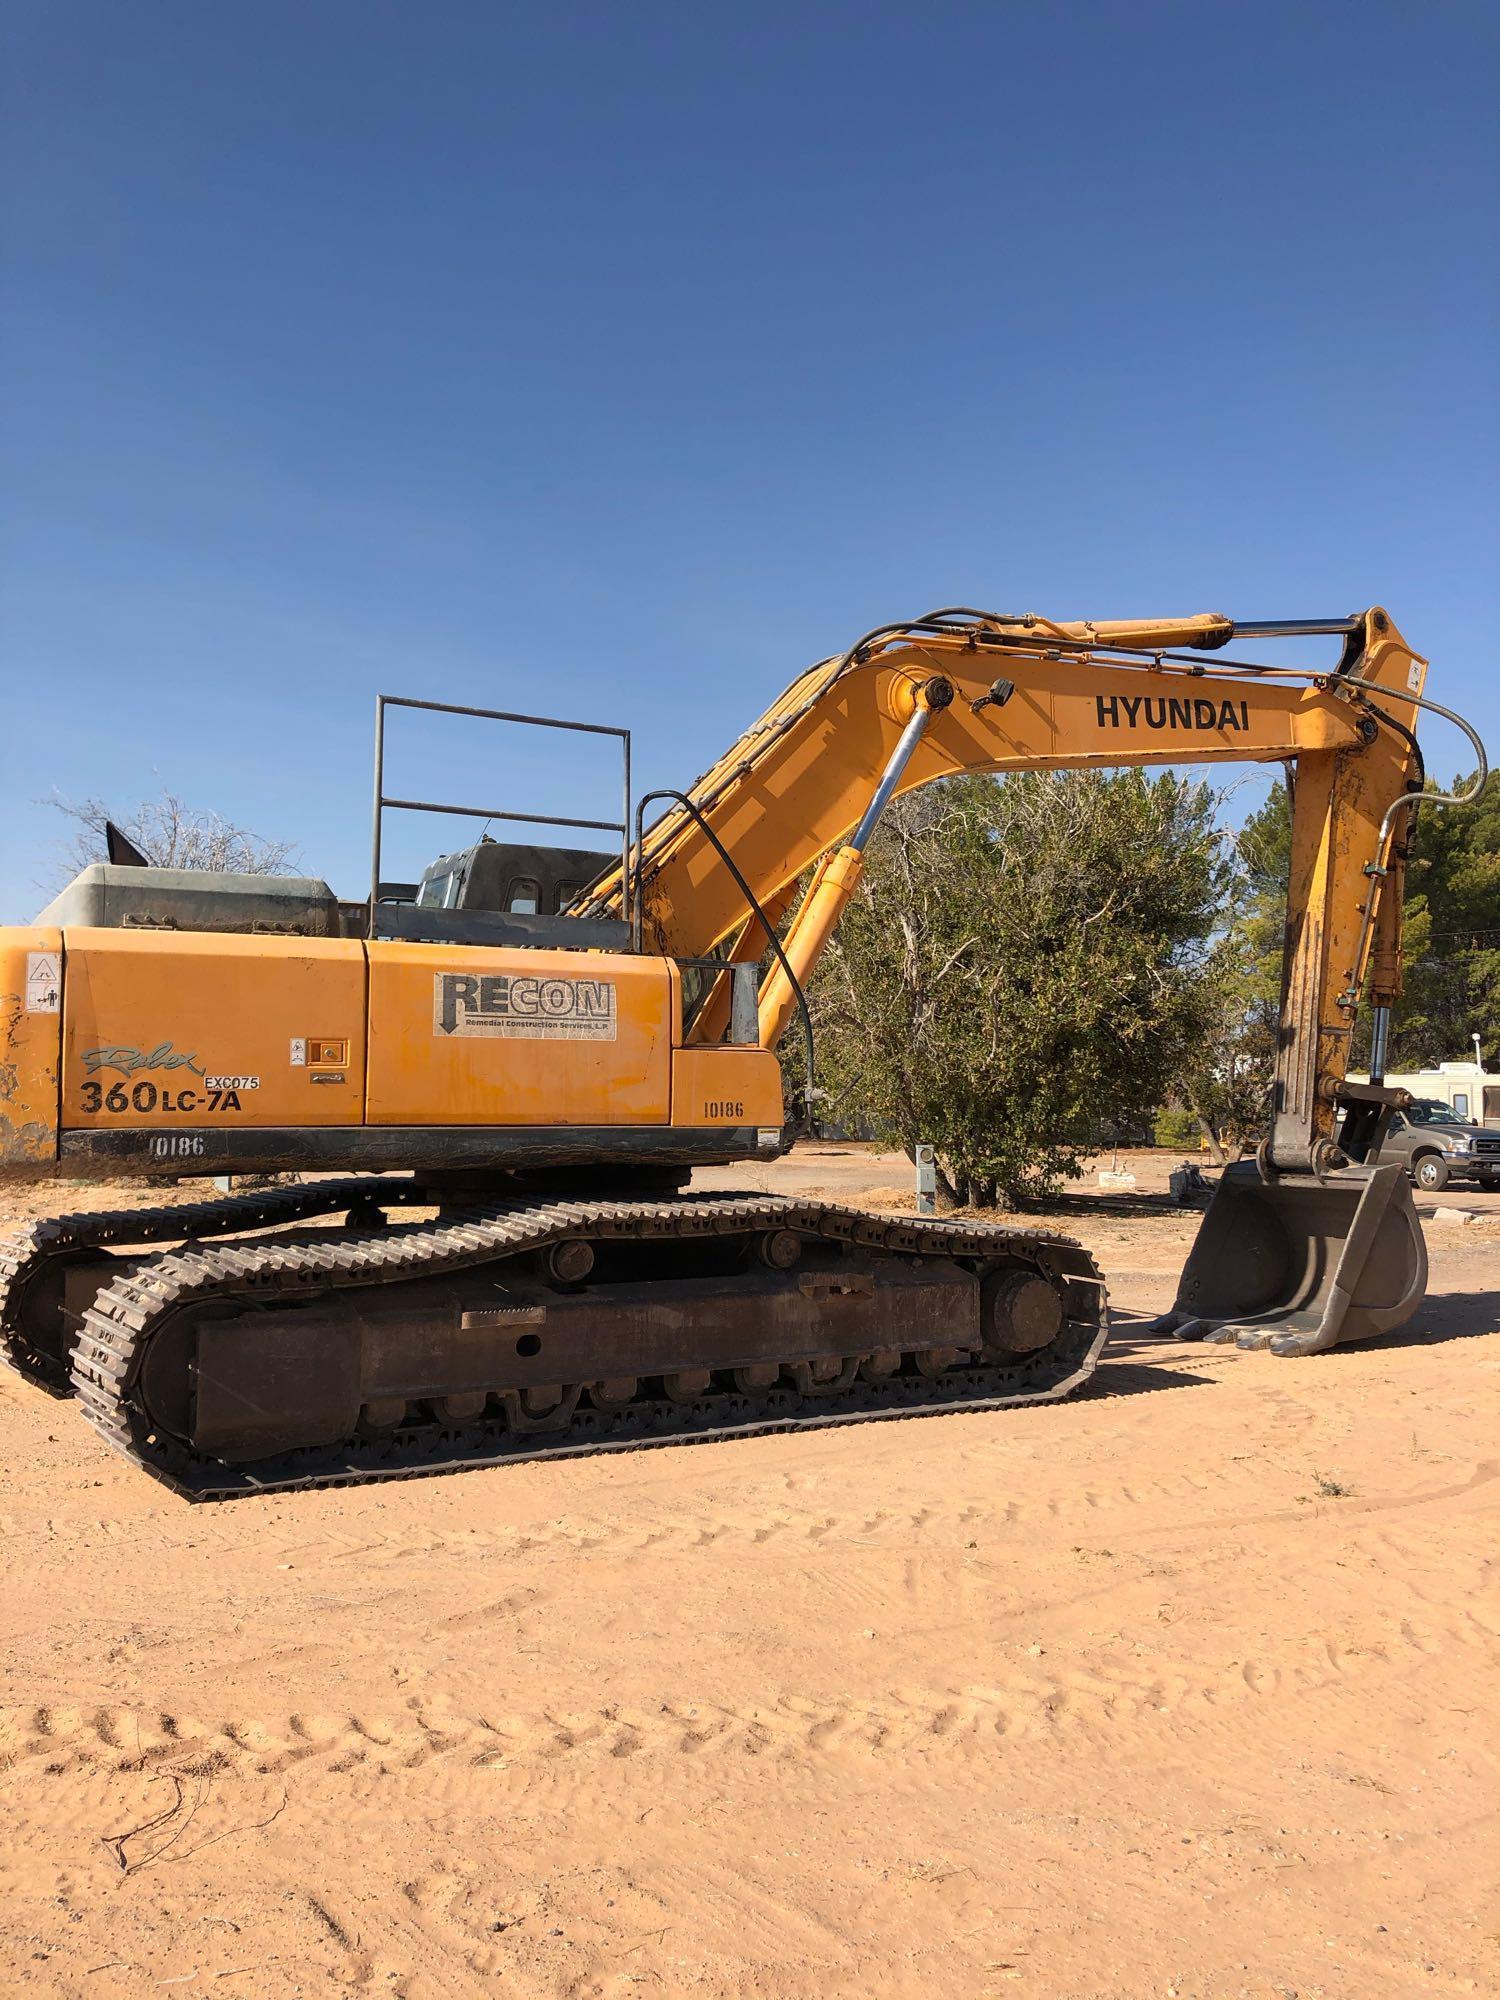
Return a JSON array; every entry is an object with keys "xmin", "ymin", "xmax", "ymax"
[{"xmin": 915, "ymin": 1143, "xmax": 937, "ymax": 1216}]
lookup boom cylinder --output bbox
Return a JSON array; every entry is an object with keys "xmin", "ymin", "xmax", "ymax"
[
  {"xmin": 756, "ymin": 846, "xmax": 865, "ymax": 1048},
  {"xmin": 756, "ymin": 679, "xmax": 949, "ymax": 1047},
  {"xmin": 1369, "ymin": 1005, "xmax": 1391, "ymax": 1085}
]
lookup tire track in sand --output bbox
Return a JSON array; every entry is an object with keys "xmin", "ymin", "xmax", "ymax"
[{"xmin": 3, "ymin": 1590, "xmax": 1494, "ymax": 1782}]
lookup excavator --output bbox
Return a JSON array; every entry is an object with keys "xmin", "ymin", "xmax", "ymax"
[{"xmin": 0, "ymin": 605, "xmax": 1465, "ymax": 1496}]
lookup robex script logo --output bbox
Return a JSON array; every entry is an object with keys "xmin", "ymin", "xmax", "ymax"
[{"xmin": 433, "ymin": 972, "xmax": 617, "ymax": 1041}]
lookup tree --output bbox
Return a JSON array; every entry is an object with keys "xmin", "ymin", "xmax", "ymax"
[
  {"xmin": 45, "ymin": 790, "xmax": 299, "ymax": 884},
  {"xmin": 803, "ymin": 769, "xmax": 1228, "ymax": 1207},
  {"xmin": 1176, "ymin": 768, "xmax": 1500, "ymax": 1147},
  {"xmin": 1385, "ymin": 769, "xmax": 1500, "ymax": 1067},
  {"xmin": 1171, "ymin": 780, "xmax": 1288, "ymax": 1158}
]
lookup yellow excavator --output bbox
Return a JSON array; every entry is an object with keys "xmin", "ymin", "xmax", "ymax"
[{"xmin": 0, "ymin": 606, "xmax": 1465, "ymax": 1496}]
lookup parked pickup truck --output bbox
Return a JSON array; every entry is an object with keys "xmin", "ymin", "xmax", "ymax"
[{"xmin": 1364, "ymin": 1098, "xmax": 1500, "ymax": 1192}]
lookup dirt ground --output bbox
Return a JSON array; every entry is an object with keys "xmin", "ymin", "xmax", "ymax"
[{"xmin": 0, "ymin": 1148, "xmax": 1496, "ymax": 1999}]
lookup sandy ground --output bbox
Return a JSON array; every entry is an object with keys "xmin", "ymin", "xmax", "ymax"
[{"xmin": 0, "ymin": 1148, "xmax": 1496, "ymax": 1999}]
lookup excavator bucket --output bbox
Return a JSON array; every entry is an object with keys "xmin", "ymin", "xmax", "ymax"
[{"xmin": 1154, "ymin": 1160, "xmax": 1428, "ymax": 1356}]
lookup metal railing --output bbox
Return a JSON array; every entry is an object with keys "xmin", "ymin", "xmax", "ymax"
[{"xmin": 369, "ymin": 693, "xmax": 631, "ymax": 936}]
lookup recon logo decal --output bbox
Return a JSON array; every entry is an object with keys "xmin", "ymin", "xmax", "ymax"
[
  {"xmin": 434, "ymin": 972, "xmax": 617, "ymax": 1041},
  {"xmin": 1095, "ymin": 693, "xmax": 1251, "ymax": 733}
]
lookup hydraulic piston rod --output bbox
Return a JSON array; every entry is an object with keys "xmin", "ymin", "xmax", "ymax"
[{"xmin": 756, "ymin": 677, "xmax": 952, "ymax": 1047}]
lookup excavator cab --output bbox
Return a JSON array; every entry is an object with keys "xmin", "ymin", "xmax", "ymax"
[{"xmin": 411, "ymin": 839, "xmax": 616, "ymax": 924}]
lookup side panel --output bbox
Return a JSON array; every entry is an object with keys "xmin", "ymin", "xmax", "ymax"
[
  {"xmin": 671, "ymin": 1048, "xmax": 784, "ymax": 1130},
  {"xmin": 0, "ymin": 928, "xmax": 63, "ymax": 1176},
  {"xmin": 366, "ymin": 942, "xmax": 673, "ymax": 1126},
  {"xmin": 60, "ymin": 931, "xmax": 367, "ymax": 1137}
]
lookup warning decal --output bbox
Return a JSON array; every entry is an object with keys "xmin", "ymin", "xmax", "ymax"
[
  {"xmin": 25, "ymin": 952, "xmax": 60, "ymax": 1014},
  {"xmin": 433, "ymin": 971, "xmax": 617, "ymax": 1041}
]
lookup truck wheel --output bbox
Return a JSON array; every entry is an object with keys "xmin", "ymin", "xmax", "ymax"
[{"xmin": 1413, "ymin": 1154, "xmax": 1448, "ymax": 1192}]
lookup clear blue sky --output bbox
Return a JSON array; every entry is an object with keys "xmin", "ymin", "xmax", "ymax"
[{"xmin": 3, "ymin": 1, "xmax": 1496, "ymax": 920}]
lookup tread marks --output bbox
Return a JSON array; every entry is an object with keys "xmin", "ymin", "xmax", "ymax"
[{"xmin": 2, "ymin": 1600, "xmax": 1480, "ymax": 1779}]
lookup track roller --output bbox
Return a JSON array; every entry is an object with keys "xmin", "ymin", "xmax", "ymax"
[
  {"xmin": 914, "ymin": 1346, "xmax": 963, "ymax": 1378},
  {"xmin": 755, "ymin": 1229, "xmax": 803, "ymax": 1270},
  {"xmin": 786, "ymin": 1356, "xmax": 860, "ymax": 1395},
  {"xmin": 431, "ymin": 1392, "xmax": 487, "ymax": 1424},
  {"xmin": 359, "ymin": 1398, "xmax": 408, "ymax": 1432},
  {"xmin": 589, "ymin": 1376, "xmax": 638, "ymax": 1410},
  {"xmin": 663, "ymin": 1369, "xmax": 712, "ymax": 1402}
]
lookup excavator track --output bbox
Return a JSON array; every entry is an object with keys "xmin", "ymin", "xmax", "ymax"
[
  {"xmin": 48, "ymin": 1189, "xmax": 1107, "ymax": 1499},
  {"xmin": 0, "ymin": 1177, "xmax": 429, "ymax": 1392}
]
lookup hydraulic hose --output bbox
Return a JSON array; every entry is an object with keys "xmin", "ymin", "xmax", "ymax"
[
  {"xmin": 610, "ymin": 609, "xmax": 1025, "ymax": 910},
  {"xmin": 1344, "ymin": 678, "xmax": 1488, "ymax": 819},
  {"xmin": 632, "ymin": 786, "xmax": 817, "ymax": 1141},
  {"xmin": 1340, "ymin": 678, "xmax": 1489, "ymax": 1009}
]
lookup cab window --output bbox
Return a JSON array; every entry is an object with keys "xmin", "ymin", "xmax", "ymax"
[
  {"xmin": 1408, "ymin": 1099, "xmax": 1464, "ymax": 1126},
  {"xmin": 418, "ymin": 869, "xmax": 459, "ymax": 909},
  {"xmin": 506, "ymin": 877, "xmax": 541, "ymax": 915}
]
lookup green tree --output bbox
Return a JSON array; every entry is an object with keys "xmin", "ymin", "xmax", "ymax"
[
  {"xmin": 1386, "ymin": 769, "xmax": 1500, "ymax": 1066},
  {"xmin": 804, "ymin": 770, "xmax": 1227, "ymax": 1207},
  {"xmin": 1172, "ymin": 781, "xmax": 1288, "ymax": 1158},
  {"xmin": 1185, "ymin": 769, "xmax": 1500, "ymax": 1118}
]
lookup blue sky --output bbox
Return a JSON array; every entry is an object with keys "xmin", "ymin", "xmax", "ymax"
[{"xmin": 3, "ymin": 1, "xmax": 1496, "ymax": 920}]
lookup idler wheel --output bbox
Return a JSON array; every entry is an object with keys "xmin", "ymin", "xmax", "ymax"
[{"xmin": 984, "ymin": 1269, "xmax": 1064, "ymax": 1354}]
